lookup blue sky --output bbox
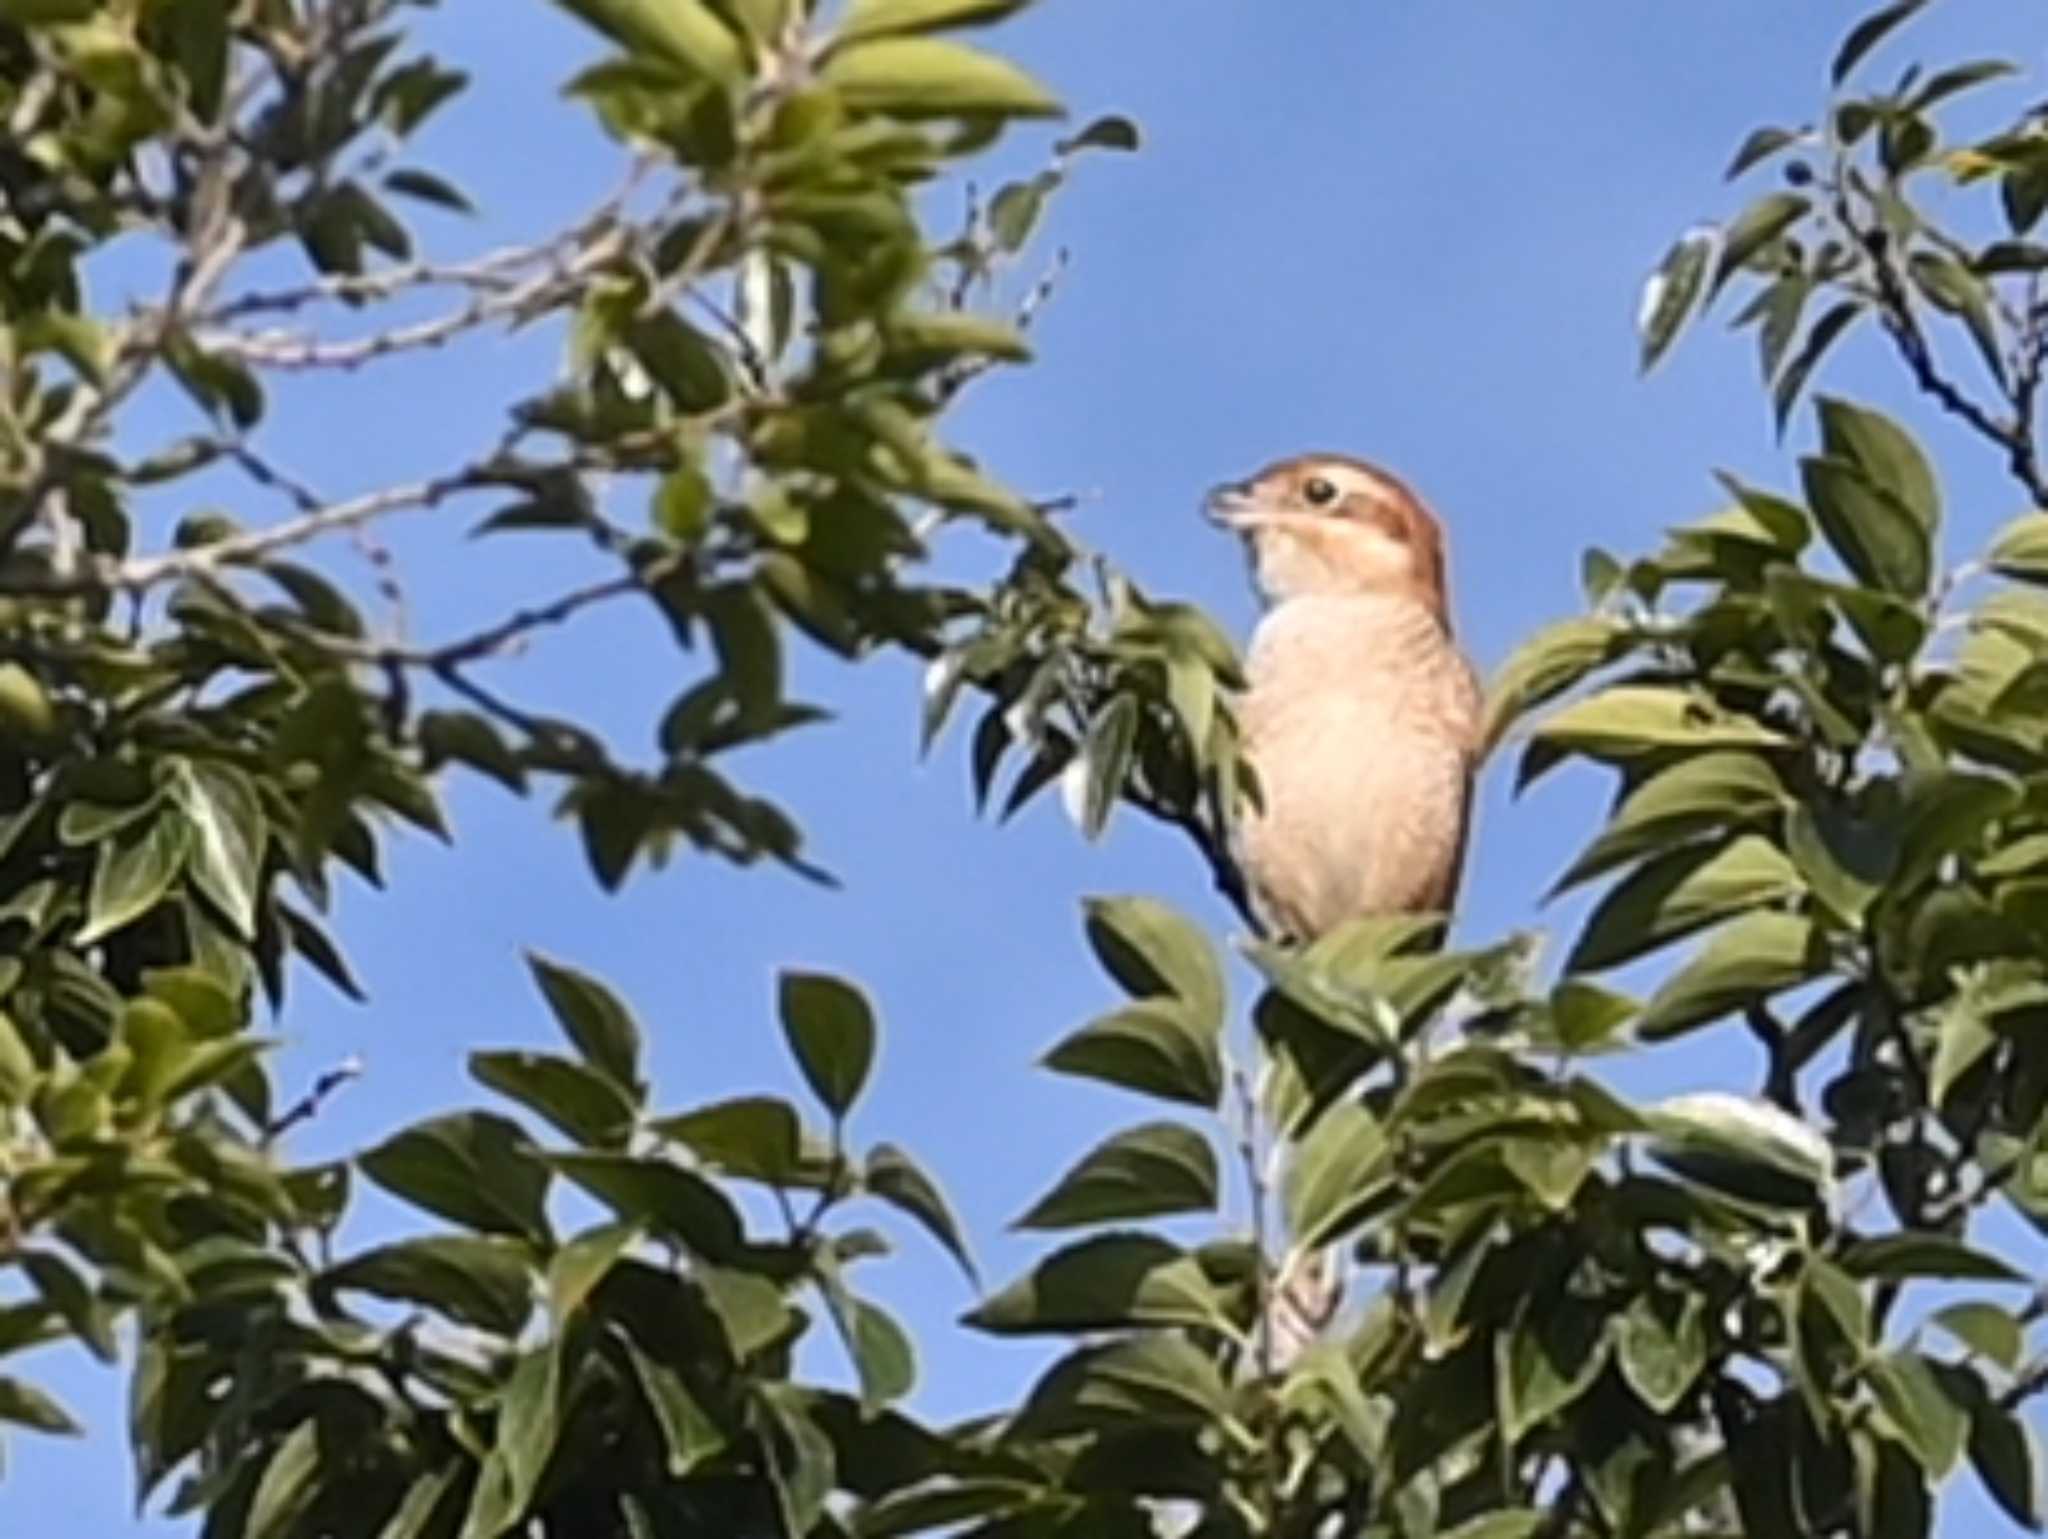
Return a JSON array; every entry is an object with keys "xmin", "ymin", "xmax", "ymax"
[{"xmin": 16, "ymin": 1, "xmax": 2048, "ymax": 1532}]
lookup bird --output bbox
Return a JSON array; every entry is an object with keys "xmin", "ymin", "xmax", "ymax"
[{"xmin": 1204, "ymin": 453, "xmax": 1482, "ymax": 945}]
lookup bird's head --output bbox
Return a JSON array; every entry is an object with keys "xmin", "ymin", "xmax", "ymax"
[{"xmin": 1205, "ymin": 454, "xmax": 1451, "ymax": 624}]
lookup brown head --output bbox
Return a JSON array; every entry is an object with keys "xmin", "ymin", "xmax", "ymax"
[{"xmin": 1204, "ymin": 453, "xmax": 1453, "ymax": 628}]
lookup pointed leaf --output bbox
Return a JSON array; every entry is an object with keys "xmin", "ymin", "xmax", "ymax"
[
  {"xmin": 866, "ymin": 1142, "xmax": 976, "ymax": 1284},
  {"xmin": 777, "ymin": 971, "xmax": 877, "ymax": 1119},
  {"xmin": 1015, "ymin": 1122, "xmax": 1218, "ymax": 1231},
  {"xmin": 526, "ymin": 954, "xmax": 643, "ymax": 1098},
  {"xmin": 1081, "ymin": 895, "xmax": 1225, "ymax": 1030},
  {"xmin": 1042, "ymin": 1000, "xmax": 1221, "ymax": 1110}
]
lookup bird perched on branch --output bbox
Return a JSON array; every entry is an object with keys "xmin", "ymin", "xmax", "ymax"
[{"xmin": 1206, "ymin": 454, "xmax": 1481, "ymax": 944}]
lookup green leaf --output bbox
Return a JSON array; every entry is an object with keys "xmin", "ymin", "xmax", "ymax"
[
  {"xmin": 1727, "ymin": 125, "xmax": 1802, "ymax": 180},
  {"xmin": 625, "ymin": 311, "xmax": 732, "ymax": 411},
  {"xmin": 621, "ymin": 1334, "xmax": 724, "ymax": 1478},
  {"xmin": 1081, "ymin": 895, "xmax": 1225, "ymax": 1030},
  {"xmin": 699, "ymin": 1265, "xmax": 793, "ymax": 1357},
  {"xmin": 837, "ymin": 0, "xmax": 1028, "ymax": 44},
  {"xmin": 1634, "ymin": 910, "xmax": 1824, "ymax": 1040},
  {"xmin": 777, "ymin": 971, "xmax": 877, "ymax": 1119},
  {"xmin": 496, "ymin": 1343, "xmax": 564, "ymax": 1526},
  {"xmin": 1073, "ymin": 694, "xmax": 1138, "ymax": 839},
  {"xmin": 822, "ymin": 36, "xmax": 1061, "ymax": 119},
  {"xmin": 1931, "ymin": 992, "xmax": 2000, "ymax": 1111},
  {"xmin": 1617, "ymin": 1292, "xmax": 1707, "ymax": 1414},
  {"xmin": 1480, "ymin": 615, "xmax": 1632, "ymax": 756},
  {"xmin": 1646, "ymin": 1090, "xmax": 1834, "ymax": 1209},
  {"xmin": 753, "ymin": 1383, "xmax": 836, "ymax": 1536},
  {"xmin": 652, "ymin": 465, "xmax": 713, "ymax": 546},
  {"xmin": 964, "ymin": 1232, "xmax": 1225, "ymax": 1336},
  {"xmin": 383, "ymin": 167, "xmax": 474, "ymax": 213},
  {"xmin": 1774, "ymin": 299, "xmax": 1862, "ymax": 429},
  {"xmin": 1567, "ymin": 834, "xmax": 1806, "ymax": 973},
  {"xmin": 866, "ymin": 1142, "xmax": 976, "ymax": 1285},
  {"xmin": 548, "ymin": 1220, "xmax": 643, "ymax": 1323},
  {"xmin": 1496, "ymin": 1304, "xmax": 1611, "ymax": 1442},
  {"xmin": 360, "ymin": 1112, "xmax": 551, "ymax": 1242},
  {"xmin": 326, "ymin": 1235, "xmax": 535, "ymax": 1335},
  {"xmin": 1971, "ymin": 1397, "xmax": 2044, "ymax": 1530},
  {"xmin": 1015, "ymin": 1121, "xmax": 1218, "ymax": 1230},
  {"xmin": 1816, "ymin": 396, "xmax": 1939, "ymax": 533},
  {"xmin": 77, "ymin": 815, "xmax": 189, "ymax": 946},
  {"xmin": 1042, "ymin": 1000, "xmax": 1222, "ymax": 1110},
  {"xmin": 1839, "ymin": 1233, "xmax": 2022, "ymax": 1283},
  {"xmin": 1551, "ymin": 750, "xmax": 1788, "ymax": 896},
  {"xmin": 843, "ymin": 1294, "xmax": 917, "ymax": 1411},
  {"xmin": 1019, "ymin": 1334, "xmax": 1232, "ymax": 1434},
  {"xmin": 418, "ymin": 710, "xmax": 526, "ymax": 793},
  {"xmin": 1503, "ymin": 1136, "xmax": 1598, "ymax": 1210},
  {"xmin": 886, "ymin": 309, "xmax": 1031, "ymax": 362},
  {"xmin": 553, "ymin": 0, "xmax": 745, "ymax": 83},
  {"xmin": 376, "ymin": 1468, "xmax": 462, "ymax": 1539},
  {"xmin": 650, "ymin": 1094, "xmax": 814, "ymax": 1185},
  {"xmin": 165, "ymin": 762, "xmax": 264, "ymax": 938},
  {"xmin": 1868, "ymin": 1349, "xmax": 1967, "ymax": 1477},
  {"xmin": 1534, "ymin": 685, "xmax": 1790, "ymax": 764},
  {"xmin": 1832, "ymin": 0, "xmax": 1929, "ymax": 85},
  {"xmin": 546, "ymin": 1152, "xmax": 742, "ymax": 1260},
  {"xmin": 1713, "ymin": 192, "xmax": 1810, "ymax": 294},
  {"xmin": 526, "ymin": 954, "xmax": 643, "ymax": 1097},
  {"xmin": 1787, "ymin": 801, "xmax": 1897, "ymax": 924},
  {"xmin": 246, "ymin": 1420, "xmax": 321, "ymax": 1539},
  {"xmin": 1993, "ymin": 512, "xmax": 2048, "ymax": 587},
  {"xmin": 704, "ymin": 582, "xmax": 783, "ymax": 732},
  {"xmin": 1800, "ymin": 455, "xmax": 1932, "ymax": 598},
  {"xmin": 1060, "ymin": 113, "xmax": 1141, "ymax": 154},
  {"xmin": 1931, "ymin": 1301, "xmax": 2024, "ymax": 1372},
  {"xmin": 1437, "ymin": 1516, "xmax": 1546, "ymax": 1539},
  {"xmin": 1547, "ymin": 979, "xmax": 1640, "ymax": 1053},
  {"xmin": 1639, "ymin": 227, "xmax": 1715, "ymax": 372},
  {"xmin": 1283, "ymin": 1101, "xmax": 1389, "ymax": 1249},
  {"xmin": 470, "ymin": 1050, "xmax": 638, "ymax": 1147},
  {"xmin": 0, "ymin": 1374, "xmax": 81, "ymax": 1434}
]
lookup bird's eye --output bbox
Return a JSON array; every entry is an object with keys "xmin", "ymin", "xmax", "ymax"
[{"xmin": 1302, "ymin": 476, "xmax": 1339, "ymax": 508}]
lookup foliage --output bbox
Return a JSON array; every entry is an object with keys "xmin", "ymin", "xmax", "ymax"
[{"xmin": 6, "ymin": 2, "xmax": 2048, "ymax": 1538}]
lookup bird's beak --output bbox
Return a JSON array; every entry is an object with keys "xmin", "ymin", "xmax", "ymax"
[{"xmin": 1205, "ymin": 480, "xmax": 1257, "ymax": 528}]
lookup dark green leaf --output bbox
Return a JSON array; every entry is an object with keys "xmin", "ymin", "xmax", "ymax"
[
  {"xmin": 1081, "ymin": 895, "xmax": 1225, "ymax": 1030},
  {"xmin": 470, "ymin": 1050, "xmax": 638, "ymax": 1147},
  {"xmin": 1634, "ymin": 910, "xmax": 1824, "ymax": 1040},
  {"xmin": 1832, "ymin": 0, "xmax": 1928, "ymax": 85},
  {"xmin": 1816, "ymin": 396, "xmax": 1939, "ymax": 533},
  {"xmin": 866, "ymin": 1142, "xmax": 976, "ymax": 1285},
  {"xmin": 1868, "ymin": 1349, "xmax": 1967, "ymax": 1477},
  {"xmin": 964, "ymin": 1232, "xmax": 1224, "ymax": 1336},
  {"xmin": 1042, "ymin": 1000, "xmax": 1222, "ymax": 1110},
  {"xmin": 1800, "ymin": 455, "xmax": 1932, "ymax": 597},
  {"xmin": 777, "ymin": 971, "xmax": 877, "ymax": 1119},
  {"xmin": 1839, "ymin": 1233, "xmax": 2023, "ymax": 1283},
  {"xmin": 0, "ymin": 1374, "xmax": 81, "ymax": 1434},
  {"xmin": 546, "ymin": 1152, "xmax": 742, "ymax": 1260},
  {"xmin": 360, "ymin": 1112, "xmax": 551, "ymax": 1242},
  {"xmin": 526, "ymin": 953, "xmax": 643, "ymax": 1098},
  {"xmin": 1567, "ymin": 834, "xmax": 1806, "ymax": 973},
  {"xmin": 1015, "ymin": 1121, "xmax": 1218, "ymax": 1231},
  {"xmin": 77, "ymin": 815, "xmax": 188, "ymax": 946},
  {"xmin": 327, "ymin": 1235, "xmax": 535, "ymax": 1335},
  {"xmin": 621, "ymin": 1333, "xmax": 724, "ymax": 1478},
  {"xmin": 1283, "ymin": 1101, "xmax": 1388, "ymax": 1249}
]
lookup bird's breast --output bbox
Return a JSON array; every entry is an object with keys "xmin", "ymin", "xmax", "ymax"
[{"xmin": 1236, "ymin": 596, "xmax": 1480, "ymax": 938}]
